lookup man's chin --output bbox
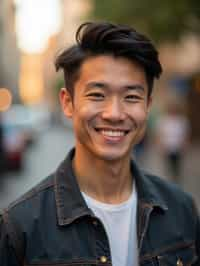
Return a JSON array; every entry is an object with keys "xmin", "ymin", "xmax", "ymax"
[{"xmin": 95, "ymin": 149, "xmax": 130, "ymax": 162}]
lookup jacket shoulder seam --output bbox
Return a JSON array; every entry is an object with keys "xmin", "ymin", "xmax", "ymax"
[{"xmin": 8, "ymin": 175, "xmax": 55, "ymax": 210}]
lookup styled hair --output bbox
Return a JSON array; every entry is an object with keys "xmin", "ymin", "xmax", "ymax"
[{"xmin": 55, "ymin": 22, "xmax": 162, "ymax": 97}]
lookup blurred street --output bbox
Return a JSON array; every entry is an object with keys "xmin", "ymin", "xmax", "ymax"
[
  {"xmin": 0, "ymin": 124, "xmax": 75, "ymax": 210},
  {"xmin": 0, "ymin": 124, "xmax": 199, "ymax": 211}
]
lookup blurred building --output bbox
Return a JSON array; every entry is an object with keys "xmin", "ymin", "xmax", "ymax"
[
  {"xmin": 58, "ymin": 0, "xmax": 91, "ymax": 47},
  {"xmin": 19, "ymin": 53, "xmax": 44, "ymax": 105},
  {"xmin": 42, "ymin": 0, "xmax": 91, "ymax": 112},
  {"xmin": 0, "ymin": 0, "xmax": 20, "ymax": 101}
]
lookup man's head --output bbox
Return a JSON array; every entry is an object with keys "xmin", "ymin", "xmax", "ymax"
[
  {"xmin": 55, "ymin": 22, "xmax": 162, "ymax": 98},
  {"xmin": 56, "ymin": 22, "xmax": 163, "ymax": 162}
]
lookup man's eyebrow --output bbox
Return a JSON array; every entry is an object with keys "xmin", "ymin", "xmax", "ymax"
[
  {"xmin": 85, "ymin": 82, "xmax": 107, "ymax": 89},
  {"xmin": 125, "ymin": 84, "xmax": 145, "ymax": 92},
  {"xmin": 85, "ymin": 82, "xmax": 145, "ymax": 92}
]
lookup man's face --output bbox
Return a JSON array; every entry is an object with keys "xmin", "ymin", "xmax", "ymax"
[{"xmin": 60, "ymin": 55, "xmax": 151, "ymax": 162}]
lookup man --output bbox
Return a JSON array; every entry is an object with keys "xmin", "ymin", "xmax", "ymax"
[
  {"xmin": 0, "ymin": 22, "xmax": 199, "ymax": 266},
  {"xmin": 156, "ymin": 103, "xmax": 190, "ymax": 183}
]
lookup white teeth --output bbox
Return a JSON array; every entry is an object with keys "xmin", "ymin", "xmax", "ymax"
[{"xmin": 101, "ymin": 130, "xmax": 125, "ymax": 137}]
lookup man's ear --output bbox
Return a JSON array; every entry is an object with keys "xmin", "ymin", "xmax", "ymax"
[{"xmin": 59, "ymin": 88, "xmax": 73, "ymax": 118}]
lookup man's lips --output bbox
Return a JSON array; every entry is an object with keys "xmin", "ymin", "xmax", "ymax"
[{"xmin": 94, "ymin": 128, "xmax": 130, "ymax": 138}]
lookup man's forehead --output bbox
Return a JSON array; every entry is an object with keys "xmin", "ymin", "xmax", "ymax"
[
  {"xmin": 84, "ymin": 81, "xmax": 145, "ymax": 93},
  {"xmin": 78, "ymin": 55, "xmax": 146, "ymax": 81}
]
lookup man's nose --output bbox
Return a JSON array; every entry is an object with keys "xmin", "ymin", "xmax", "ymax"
[{"xmin": 101, "ymin": 98, "xmax": 126, "ymax": 121}]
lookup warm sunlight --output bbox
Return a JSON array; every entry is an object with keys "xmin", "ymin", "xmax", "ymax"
[{"xmin": 14, "ymin": 0, "xmax": 62, "ymax": 53}]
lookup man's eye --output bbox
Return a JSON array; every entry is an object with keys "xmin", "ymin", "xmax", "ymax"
[
  {"xmin": 87, "ymin": 93, "xmax": 104, "ymax": 100},
  {"xmin": 125, "ymin": 95, "xmax": 141, "ymax": 101}
]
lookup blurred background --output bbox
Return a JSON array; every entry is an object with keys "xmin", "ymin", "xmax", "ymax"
[{"xmin": 0, "ymin": 0, "xmax": 200, "ymax": 210}]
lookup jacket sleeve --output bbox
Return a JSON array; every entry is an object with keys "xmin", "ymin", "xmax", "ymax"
[
  {"xmin": 194, "ymin": 202, "xmax": 200, "ymax": 265},
  {"xmin": 0, "ymin": 213, "xmax": 21, "ymax": 266}
]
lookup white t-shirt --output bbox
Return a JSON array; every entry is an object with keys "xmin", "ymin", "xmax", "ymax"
[{"xmin": 82, "ymin": 185, "xmax": 138, "ymax": 266}]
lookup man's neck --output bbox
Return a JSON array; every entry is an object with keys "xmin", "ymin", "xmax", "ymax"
[{"xmin": 72, "ymin": 147, "xmax": 133, "ymax": 204}]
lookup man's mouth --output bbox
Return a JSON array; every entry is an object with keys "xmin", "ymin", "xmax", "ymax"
[
  {"xmin": 95, "ymin": 128, "xmax": 129, "ymax": 139},
  {"xmin": 101, "ymin": 130, "xmax": 126, "ymax": 137}
]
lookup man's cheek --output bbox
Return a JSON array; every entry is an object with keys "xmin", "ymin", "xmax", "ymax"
[{"xmin": 132, "ymin": 109, "xmax": 148, "ymax": 124}]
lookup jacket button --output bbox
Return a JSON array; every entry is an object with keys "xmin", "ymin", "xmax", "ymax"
[
  {"xmin": 177, "ymin": 258, "xmax": 183, "ymax": 266},
  {"xmin": 92, "ymin": 220, "xmax": 98, "ymax": 226},
  {"xmin": 100, "ymin": 256, "xmax": 107, "ymax": 263}
]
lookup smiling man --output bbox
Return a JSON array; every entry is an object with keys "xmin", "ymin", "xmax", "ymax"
[{"xmin": 0, "ymin": 22, "xmax": 199, "ymax": 266}]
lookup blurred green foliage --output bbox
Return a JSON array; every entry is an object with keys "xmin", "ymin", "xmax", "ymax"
[{"xmin": 90, "ymin": 0, "xmax": 200, "ymax": 43}]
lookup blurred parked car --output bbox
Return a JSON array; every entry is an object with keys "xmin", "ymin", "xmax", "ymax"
[
  {"xmin": 1, "ymin": 104, "xmax": 51, "ymax": 171},
  {"xmin": 3, "ymin": 104, "xmax": 51, "ymax": 145},
  {"xmin": 2, "ymin": 122, "xmax": 26, "ymax": 171}
]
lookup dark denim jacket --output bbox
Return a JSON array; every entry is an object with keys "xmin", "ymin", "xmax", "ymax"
[{"xmin": 0, "ymin": 149, "xmax": 199, "ymax": 266}]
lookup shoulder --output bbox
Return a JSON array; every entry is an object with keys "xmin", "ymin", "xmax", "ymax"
[
  {"xmin": 142, "ymin": 171, "xmax": 196, "ymax": 213},
  {"xmin": 5, "ymin": 173, "xmax": 55, "ymax": 222},
  {"xmin": 0, "ymin": 175, "xmax": 55, "ymax": 263}
]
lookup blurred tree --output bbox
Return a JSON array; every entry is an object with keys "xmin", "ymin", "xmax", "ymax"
[{"xmin": 90, "ymin": 0, "xmax": 200, "ymax": 43}]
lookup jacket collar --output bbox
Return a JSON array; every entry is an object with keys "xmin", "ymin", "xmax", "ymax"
[
  {"xmin": 131, "ymin": 160, "xmax": 168, "ymax": 211},
  {"xmin": 54, "ymin": 148, "xmax": 168, "ymax": 226},
  {"xmin": 54, "ymin": 149, "xmax": 93, "ymax": 226}
]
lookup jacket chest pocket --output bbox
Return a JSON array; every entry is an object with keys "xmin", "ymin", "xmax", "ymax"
[{"xmin": 157, "ymin": 245, "xmax": 198, "ymax": 266}]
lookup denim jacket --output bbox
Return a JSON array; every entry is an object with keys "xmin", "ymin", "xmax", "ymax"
[{"xmin": 0, "ymin": 149, "xmax": 199, "ymax": 265}]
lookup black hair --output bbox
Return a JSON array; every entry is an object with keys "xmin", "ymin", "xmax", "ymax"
[{"xmin": 55, "ymin": 22, "xmax": 162, "ymax": 97}]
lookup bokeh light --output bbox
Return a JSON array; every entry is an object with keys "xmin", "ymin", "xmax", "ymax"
[{"xmin": 0, "ymin": 88, "xmax": 13, "ymax": 111}]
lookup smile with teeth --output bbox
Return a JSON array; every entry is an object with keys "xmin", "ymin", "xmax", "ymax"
[
  {"xmin": 101, "ymin": 130, "xmax": 125, "ymax": 137},
  {"xmin": 95, "ymin": 128, "xmax": 129, "ymax": 139}
]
